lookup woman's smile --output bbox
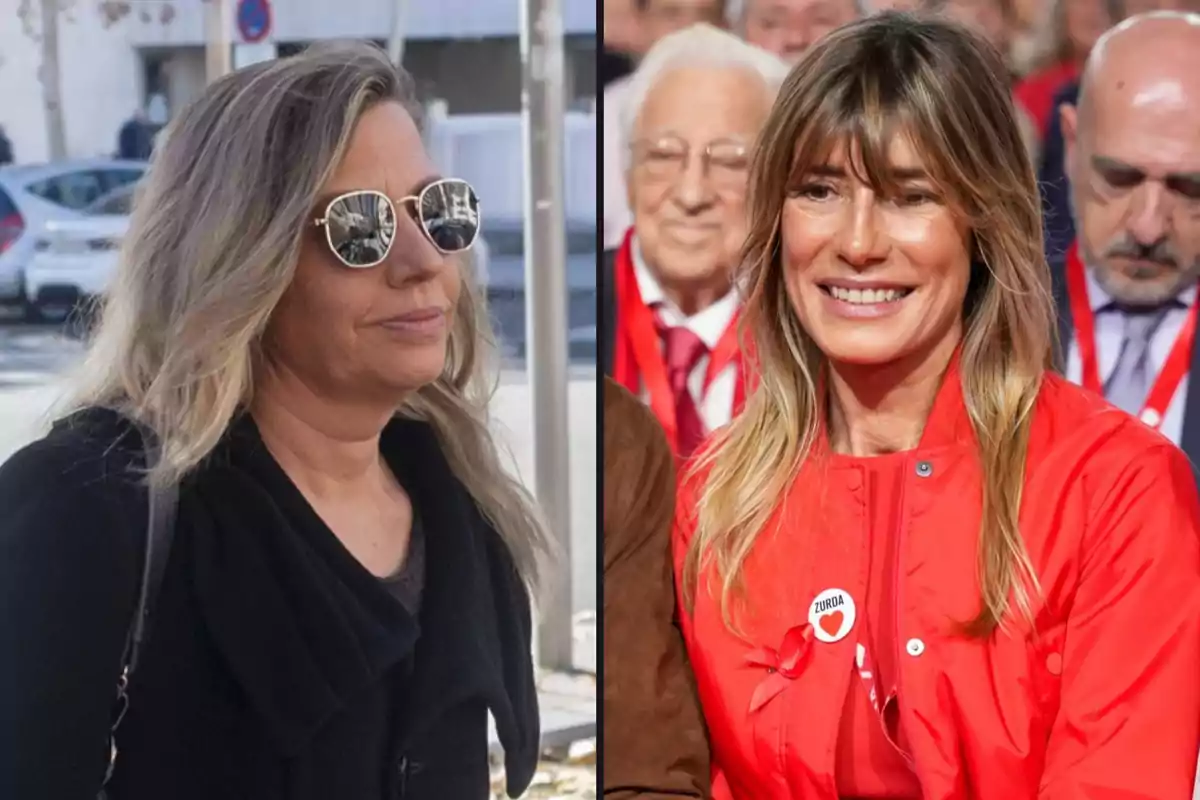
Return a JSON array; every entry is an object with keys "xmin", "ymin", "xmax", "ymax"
[{"xmin": 816, "ymin": 281, "xmax": 917, "ymax": 319}]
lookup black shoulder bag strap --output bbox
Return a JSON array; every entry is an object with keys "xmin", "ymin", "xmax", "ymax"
[{"xmin": 98, "ymin": 422, "xmax": 179, "ymax": 797}]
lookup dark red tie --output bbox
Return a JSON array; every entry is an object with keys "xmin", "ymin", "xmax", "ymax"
[{"xmin": 658, "ymin": 323, "xmax": 709, "ymax": 457}]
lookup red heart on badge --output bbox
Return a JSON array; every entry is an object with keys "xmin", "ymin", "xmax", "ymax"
[{"xmin": 819, "ymin": 610, "xmax": 844, "ymax": 637}]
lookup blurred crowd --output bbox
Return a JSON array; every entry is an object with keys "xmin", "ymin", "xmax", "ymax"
[
  {"xmin": 601, "ymin": 0, "xmax": 1200, "ymax": 449},
  {"xmin": 602, "ymin": 0, "xmax": 1200, "ymax": 258}
]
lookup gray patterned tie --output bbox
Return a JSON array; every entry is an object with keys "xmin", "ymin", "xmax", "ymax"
[{"xmin": 1104, "ymin": 309, "xmax": 1170, "ymax": 415}]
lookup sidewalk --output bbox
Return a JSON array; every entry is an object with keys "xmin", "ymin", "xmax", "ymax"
[
  {"xmin": 490, "ymin": 367, "xmax": 598, "ymax": 633},
  {"xmin": 489, "ymin": 669, "xmax": 597, "ymax": 757},
  {"xmin": 489, "ymin": 670, "xmax": 597, "ymax": 799},
  {"xmin": 0, "ymin": 381, "xmax": 62, "ymax": 463},
  {"xmin": 485, "ymin": 371, "xmax": 598, "ymax": 770}
]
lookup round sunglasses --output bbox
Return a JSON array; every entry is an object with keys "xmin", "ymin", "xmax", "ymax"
[{"xmin": 312, "ymin": 178, "xmax": 480, "ymax": 269}]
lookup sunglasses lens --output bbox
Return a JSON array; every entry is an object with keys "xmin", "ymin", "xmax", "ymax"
[
  {"xmin": 420, "ymin": 179, "xmax": 479, "ymax": 252},
  {"xmin": 325, "ymin": 192, "xmax": 396, "ymax": 267}
]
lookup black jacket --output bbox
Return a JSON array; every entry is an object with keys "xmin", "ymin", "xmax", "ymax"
[{"xmin": 0, "ymin": 409, "xmax": 539, "ymax": 800}]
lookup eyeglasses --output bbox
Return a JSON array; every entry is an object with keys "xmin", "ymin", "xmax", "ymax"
[
  {"xmin": 312, "ymin": 178, "xmax": 480, "ymax": 269},
  {"xmin": 629, "ymin": 135, "xmax": 751, "ymax": 192}
]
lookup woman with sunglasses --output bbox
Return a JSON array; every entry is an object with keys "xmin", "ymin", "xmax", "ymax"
[
  {"xmin": 674, "ymin": 13, "xmax": 1200, "ymax": 799},
  {"xmin": 0, "ymin": 43, "xmax": 549, "ymax": 800}
]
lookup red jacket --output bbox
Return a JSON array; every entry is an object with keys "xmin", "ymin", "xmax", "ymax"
[
  {"xmin": 1014, "ymin": 61, "xmax": 1080, "ymax": 140},
  {"xmin": 674, "ymin": 367, "xmax": 1200, "ymax": 799}
]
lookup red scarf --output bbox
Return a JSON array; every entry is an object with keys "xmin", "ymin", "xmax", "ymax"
[{"xmin": 611, "ymin": 230, "xmax": 750, "ymax": 451}]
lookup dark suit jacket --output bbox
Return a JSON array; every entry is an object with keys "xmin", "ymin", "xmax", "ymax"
[
  {"xmin": 1050, "ymin": 265, "xmax": 1200, "ymax": 475},
  {"xmin": 1038, "ymin": 79, "xmax": 1080, "ymax": 269},
  {"xmin": 603, "ymin": 378, "xmax": 710, "ymax": 798},
  {"xmin": 0, "ymin": 409, "xmax": 538, "ymax": 800},
  {"xmin": 1041, "ymin": 82, "xmax": 1200, "ymax": 477}
]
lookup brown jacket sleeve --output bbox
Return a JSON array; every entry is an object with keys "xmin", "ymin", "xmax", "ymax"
[{"xmin": 602, "ymin": 378, "xmax": 710, "ymax": 798}]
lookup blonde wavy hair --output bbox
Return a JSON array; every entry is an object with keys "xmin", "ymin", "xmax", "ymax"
[
  {"xmin": 682, "ymin": 13, "xmax": 1056, "ymax": 637},
  {"xmin": 63, "ymin": 41, "xmax": 552, "ymax": 589}
]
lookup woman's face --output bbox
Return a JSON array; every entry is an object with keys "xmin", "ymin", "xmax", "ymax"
[
  {"xmin": 267, "ymin": 101, "xmax": 462, "ymax": 402},
  {"xmin": 780, "ymin": 136, "xmax": 972, "ymax": 368}
]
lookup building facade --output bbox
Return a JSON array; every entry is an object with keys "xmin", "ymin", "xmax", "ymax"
[{"xmin": 0, "ymin": 0, "xmax": 596, "ymax": 163}]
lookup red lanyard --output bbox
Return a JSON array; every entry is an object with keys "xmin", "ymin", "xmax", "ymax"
[
  {"xmin": 1065, "ymin": 242, "xmax": 1198, "ymax": 429},
  {"xmin": 611, "ymin": 231, "xmax": 747, "ymax": 451}
]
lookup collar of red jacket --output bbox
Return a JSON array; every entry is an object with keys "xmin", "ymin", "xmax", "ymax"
[{"xmin": 811, "ymin": 345, "xmax": 976, "ymax": 459}]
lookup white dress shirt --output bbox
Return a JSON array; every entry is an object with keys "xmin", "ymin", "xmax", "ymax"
[
  {"xmin": 603, "ymin": 77, "xmax": 634, "ymax": 252},
  {"xmin": 632, "ymin": 239, "xmax": 740, "ymax": 433},
  {"xmin": 1063, "ymin": 266, "xmax": 1196, "ymax": 446}
]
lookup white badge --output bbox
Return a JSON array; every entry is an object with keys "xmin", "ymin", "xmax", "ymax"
[{"xmin": 808, "ymin": 588, "xmax": 856, "ymax": 643}]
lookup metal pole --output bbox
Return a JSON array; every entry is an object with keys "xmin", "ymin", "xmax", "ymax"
[
  {"xmin": 519, "ymin": 0, "xmax": 573, "ymax": 671},
  {"xmin": 386, "ymin": 0, "xmax": 410, "ymax": 67},
  {"xmin": 205, "ymin": 0, "xmax": 233, "ymax": 83},
  {"xmin": 39, "ymin": 0, "xmax": 67, "ymax": 161}
]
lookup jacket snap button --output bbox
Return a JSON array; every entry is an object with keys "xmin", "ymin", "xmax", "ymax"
[
  {"xmin": 915, "ymin": 460, "xmax": 933, "ymax": 477},
  {"xmin": 1045, "ymin": 652, "xmax": 1063, "ymax": 676},
  {"xmin": 905, "ymin": 638, "xmax": 926, "ymax": 657}
]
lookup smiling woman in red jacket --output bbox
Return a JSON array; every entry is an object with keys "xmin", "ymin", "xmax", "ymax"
[{"xmin": 673, "ymin": 12, "xmax": 1200, "ymax": 800}]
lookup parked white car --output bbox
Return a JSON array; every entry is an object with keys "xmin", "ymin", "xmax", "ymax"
[
  {"xmin": 24, "ymin": 183, "xmax": 134, "ymax": 320},
  {"xmin": 0, "ymin": 159, "xmax": 146, "ymax": 317}
]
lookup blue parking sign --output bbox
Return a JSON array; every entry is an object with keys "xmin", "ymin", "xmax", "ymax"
[{"xmin": 236, "ymin": 0, "xmax": 272, "ymax": 44}]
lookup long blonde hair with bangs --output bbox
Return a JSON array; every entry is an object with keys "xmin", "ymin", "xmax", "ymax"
[
  {"xmin": 683, "ymin": 13, "xmax": 1056, "ymax": 637},
  {"xmin": 63, "ymin": 41, "xmax": 552, "ymax": 590}
]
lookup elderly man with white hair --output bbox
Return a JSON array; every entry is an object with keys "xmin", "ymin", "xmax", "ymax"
[
  {"xmin": 602, "ymin": 3, "xmax": 732, "ymax": 252},
  {"xmin": 603, "ymin": 0, "xmax": 865, "ymax": 253},
  {"xmin": 601, "ymin": 25, "xmax": 788, "ymax": 456}
]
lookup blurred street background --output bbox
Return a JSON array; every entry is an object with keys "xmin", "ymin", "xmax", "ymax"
[{"xmin": 0, "ymin": 0, "xmax": 597, "ymax": 796}]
